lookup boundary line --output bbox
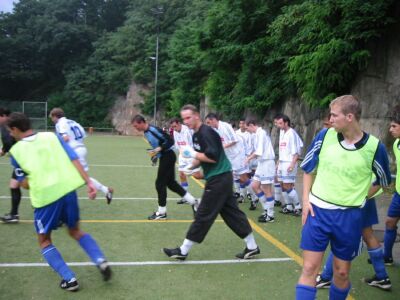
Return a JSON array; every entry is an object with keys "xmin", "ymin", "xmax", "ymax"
[
  {"xmin": 0, "ymin": 258, "xmax": 293, "ymax": 268},
  {"xmin": 16, "ymin": 219, "xmax": 225, "ymax": 224}
]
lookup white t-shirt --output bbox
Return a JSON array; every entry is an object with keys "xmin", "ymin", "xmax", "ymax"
[
  {"xmin": 278, "ymin": 128, "xmax": 303, "ymax": 162},
  {"xmin": 55, "ymin": 117, "xmax": 86, "ymax": 150},
  {"xmin": 236, "ymin": 129, "xmax": 253, "ymax": 156},
  {"xmin": 216, "ymin": 121, "xmax": 242, "ymax": 159},
  {"xmin": 253, "ymin": 127, "xmax": 275, "ymax": 160},
  {"xmin": 173, "ymin": 124, "xmax": 194, "ymax": 150}
]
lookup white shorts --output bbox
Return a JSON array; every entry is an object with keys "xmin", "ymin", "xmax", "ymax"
[
  {"xmin": 253, "ymin": 159, "xmax": 275, "ymax": 184},
  {"xmin": 277, "ymin": 161, "xmax": 297, "ymax": 183},
  {"xmin": 74, "ymin": 146, "xmax": 89, "ymax": 172},
  {"xmin": 229, "ymin": 154, "xmax": 250, "ymax": 176},
  {"xmin": 178, "ymin": 155, "xmax": 201, "ymax": 174}
]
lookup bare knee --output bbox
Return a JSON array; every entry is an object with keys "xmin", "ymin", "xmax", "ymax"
[
  {"xmin": 68, "ymin": 227, "xmax": 85, "ymax": 240},
  {"xmin": 385, "ymin": 218, "xmax": 398, "ymax": 229}
]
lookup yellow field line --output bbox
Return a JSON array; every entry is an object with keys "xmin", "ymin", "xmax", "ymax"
[
  {"xmin": 17, "ymin": 219, "xmax": 224, "ymax": 224},
  {"xmin": 248, "ymin": 219, "xmax": 303, "ymax": 265}
]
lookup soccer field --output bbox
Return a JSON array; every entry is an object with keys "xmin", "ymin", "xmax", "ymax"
[{"xmin": 0, "ymin": 135, "xmax": 398, "ymax": 299}]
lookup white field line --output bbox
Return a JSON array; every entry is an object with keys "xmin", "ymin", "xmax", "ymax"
[
  {"xmin": 0, "ymin": 258, "xmax": 293, "ymax": 268},
  {"xmin": 0, "ymin": 196, "xmax": 180, "ymax": 200},
  {"xmin": 0, "ymin": 162, "xmax": 154, "ymax": 168}
]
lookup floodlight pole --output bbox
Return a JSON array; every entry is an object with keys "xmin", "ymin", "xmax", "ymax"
[{"xmin": 151, "ymin": 6, "xmax": 163, "ymax": 126}]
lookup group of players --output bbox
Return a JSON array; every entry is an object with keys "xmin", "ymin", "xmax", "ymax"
[
  {"xmin": 1, "ymin": 96, "xmax": 400, "ymax": 299},
  {"xmin": 163, "ymin": 112, "xmax": 305, "ymax": 224}
]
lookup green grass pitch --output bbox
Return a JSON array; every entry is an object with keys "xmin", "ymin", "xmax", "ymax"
[{"xmin": 0, "ymin": 135, "xmax": 398, "ymax": 299}]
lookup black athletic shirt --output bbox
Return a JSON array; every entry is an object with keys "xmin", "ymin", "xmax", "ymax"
[{"xmin": 192, "ymin": 124, "xmax": 231, "ymax": 180}]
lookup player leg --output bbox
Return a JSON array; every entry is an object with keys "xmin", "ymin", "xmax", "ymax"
[
  {"xmin": 383, "ymin": 192, "xmax": 400, "ymax": 263},
  {"xmin": 1, "ymin": 171, "xmax": 21, "ymax": 223}
]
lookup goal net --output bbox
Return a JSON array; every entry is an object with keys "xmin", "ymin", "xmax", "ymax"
[{"xmin": 22, "ymin": 101, "xmax": 48, "ymax": 131}]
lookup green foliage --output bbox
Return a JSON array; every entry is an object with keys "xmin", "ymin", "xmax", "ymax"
[{"xmin": 0, "ymin": 0, "xmax": 397, "ymax": 124}]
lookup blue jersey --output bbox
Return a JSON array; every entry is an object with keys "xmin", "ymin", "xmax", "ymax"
[
  {"xmin": 144, "ymin": 125, "xmax": 174, "ymax": 158},
  {"xmin": 11, "ymin": 134, "xmax": 78, "ymax": 182},
  {"xmin": 301, "ymin": 128, "xmax": 391, "ymax": 187}
]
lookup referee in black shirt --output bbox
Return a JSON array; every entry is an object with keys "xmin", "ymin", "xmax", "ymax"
[{"xmin": 163, "ymin": 104, "xmax": 260, "ymax": 260}]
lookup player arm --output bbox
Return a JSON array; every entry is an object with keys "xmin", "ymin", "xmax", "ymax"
[{"xmin": 371, "ymin": 142, "xmax": 392, "ymax": 195}]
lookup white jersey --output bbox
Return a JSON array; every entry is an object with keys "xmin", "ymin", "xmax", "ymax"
[
  {"xmin": 236, "ymin": 129, "xmax": 253, "ymax": 156},
  {"xmin": 55, "ymin": 117, "xmax": 86, "ymax": 150},
  {"xmin": 173, "ymin": 124, "xmax": 194, "ymax": 150},
  {"xmin": 278, "ymin": 128, "xmax": 303, "ymax": 162},
  {"xmin": 253, "ymin": 127, "xmax": 275, "ymax": 160},
  {"xmin": 216, "ymin": 121, "xmax": 242, "ymax": 159}
]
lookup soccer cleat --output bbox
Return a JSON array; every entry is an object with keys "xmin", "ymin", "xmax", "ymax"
[
  {"xmin": 60, "ymin": 277, "xmax": 79, "ymax": 291},
  {"xmin": 236, "ymin": 246, "xmax": 260, "ymax": 259},
  {"xmin": 238, "ymin": 195, "xmax": 245, "ymax": 203},
  {"xmin": 98, "ymin": 261, "xmax": 112, "ymax": 281},
  {"xmin": 258, "ymin": 214, "xmax": 275, "ymax": 223},
  {"xmin": 163, "ymin": 247, "xmax": 188, "ymax": 260},
  {"xmin": 274, "ymin": 200, "xmax": 282, "ymax": 207},
  {"xmin": 233, "ymin": 192, "xmax": 240, "ymax": 199},
  {"xmin": 246, "ymin": 193, "xmax": 252, "ymax": 201},
  {"xmin": 106, "ymin": 187, "xmax": 114, "ymax": 204},
  {"xmin": 364, "ymin": 275, "xmax": 392, "ymax": 291},
  {"xmin": 315, "ymin": 274, "xmax": 331, "ymax": 289},
  {"xmin": 148, "ymin": 212, "xmax": 167, "ymax": 220},
  {"xmin": 177, "ymin": 198, "xmax": 188, "ymax": 204},
  {"xmin": 1, "ymin": 213, "xmax": 19, "ymax": 224},
  {"xmin": 249, "ymin": 200, "xmax": 258, "ymax": 210},
  {"xmin": 292, "ymin": 208, "xmax": 302, "ymax": 216},
  {"xmin": 279, "ymin": 206, "xmax": 293, "ymax": 215},
  {"xmin": 367, "ymin": 257, "xmax": 393, "ymax": 266}
]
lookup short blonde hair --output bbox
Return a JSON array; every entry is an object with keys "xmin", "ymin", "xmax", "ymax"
[
  {"xmin": 330, "ymin": 95, "xmax": 361, "ymax": 121},
  {"xmin": 49, "ymin": 107, "xmax": 65, "ymax": 118}
]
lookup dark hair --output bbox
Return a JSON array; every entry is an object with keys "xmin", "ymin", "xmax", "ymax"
[
  {"xmin": 181, "ymin": 104, "xmax": 199, "ymax": 114},
  {"xmin": 274, "ymin": 113, "xmax": 291, "ymax": 126},
  {"xmin": 390, "ymin": 104, "xmax": 400, "ymax": 124},
  {"xmin": 0, "ymin": 107, "xmax": 11, "ymax": 117},
  {"xmin": 7, "ymin": 112, "xmax": 31, "ymax": 132},
  {"xmin": 239, "ymin": 117, "xmax": 246, "ymax": 122},
  {"xmin": 49, "ymin": 107, "xmax": 64, "ymax": 118},
  {"xmin": 131, "ymin": 114, "xmax": 146, "ymax": 124},
  {"xmin": 205, "ymin": 112, "xmax": 219, "ymax": 120},
  {"xmin": 169, "ymin": 117, "xmax": 181, "ymax": 124},
  {"xmin": 246, "ymin": 119, "xmax": 258, "ymax": 126}
]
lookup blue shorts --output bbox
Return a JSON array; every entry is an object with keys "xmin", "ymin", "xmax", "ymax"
[
  {"xmin": 387, "ymin": 192, "xmax": 400, "ymax": 218},
  {"xmin": 362, "ymin": 198, "xmax": 379, "ymax": 228},
  {"xmin": 300, "ymin": 204, "xmax": 363, "ymax": 261},
  {"xmin": 34, "ymin": 191, "xmax": 80, "ymax": 234}
]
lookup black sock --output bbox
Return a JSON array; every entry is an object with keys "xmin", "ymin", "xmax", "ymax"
[{"xmin": 10, "ymin": 188, "xmax": 21, "ymax": 215}]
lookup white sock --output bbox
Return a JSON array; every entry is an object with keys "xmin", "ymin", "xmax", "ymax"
[
  {"xmin": 274, "ymin": 183, "xmax": 282, "ymax": 202},
  {"xmin": 288, "ymin": 189, "xmax": 301, "ymax": 209},
  {"xmin": 282, "ymin": 191, "xmax": 293, "ymax": 210},
  {"xmin": 258, "ymin": 194, "xmax": 268, "ymax": 210},
  {"xmin": 234, "ymin": 180, "xmax": 241, "ymax": 194},
  {"xmin": 158, "ymin": 206, "xmax": 166, "ymax": 214},
  {"xmin": 266, "ymin": 200, "xmax": 275, "ymax": 217},
  {"xmin": 247, "ymin": 183, "xmax": 258, "ymax": 202},
  {"xmin": 244, "ymin": 233, "xmax": 258, "ymax": 250},
  {"xmin": 90, "ymin": 177, "xmax": 108, "ymax": 195},
  {"xmin": 183, "ymin": 192, "xmax": 196, "ymax": 205},
  {"xmin": 180, "ymin": 238, "xmax": 195, "ymax": 255}
]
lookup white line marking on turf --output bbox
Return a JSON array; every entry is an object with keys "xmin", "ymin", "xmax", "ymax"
[
  {"xmin": 0, "ymin": 196, "xmax": 181, "ymax": 200},
  {"xmin": 0, "ymin": 258, "xmax": 293, "ymax": 268},
  {"xmin": 0, "ymin": 162, "xmax": 154, "ymax": 168}
]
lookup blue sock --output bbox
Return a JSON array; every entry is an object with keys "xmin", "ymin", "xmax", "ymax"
[
  {"xmin": 266, "ymin": 196, "xmax": 274, "ymax": 202},
  {"xmin": 295, "ymin": 284, "xmax": 316, "ymax": 300},
  {"xmin": 78, "ymin": 234, "xmax": 106, "ymax": 265},
  {"xmin": 256, "ymin": 192, "xmax": 264, "ymax": 199},
  {"xmin": 383, "ymin": 227, "xmax": 397, "ymax": 259},
  {"xmin": 368, "ymin": 247, "xmax": 388, "ymax": 279},
  {"xmin": 286, "ymin": 188, "xmax": 293, "ymax": 194},
  {"xmin": 181, "ymin": 182, "xmax": 188, "ymax": 188},
  {"xmin": 321, "ymin": 252, "xmax": 333, "ymax": 280},
  {"xmin": 329, "ymin": 282, "xmax": 351, "ymax": 300},
  {"xmin": 245, "ymin": 179, "xmax": 251, "ymax": 187},
  {"xmin": 41, "ymin": 244, "xmax": 75, "ymax": 280},
  {"xmin": 240, "ymin": 183, "xmax": 246, "ymax": 189}
]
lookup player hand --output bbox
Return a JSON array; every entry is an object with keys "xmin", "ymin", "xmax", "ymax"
[
  {"xmin": 301, "ymin": 201, "xmax": 314, "ymax": 226},
  {"xmin": 87, "ymin": 181, "xmax": 97, "ymax": 200},
  {"xmin": 181, "ymin": 146, "xmax": 197, "ymax": 159},
  {"xmin": 150, "ymin": 155, "xmax": 158, "ymax": 166},
  {"xmin": 182, "ymin": 164, "xmax": 194, "ymax": 175}
]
